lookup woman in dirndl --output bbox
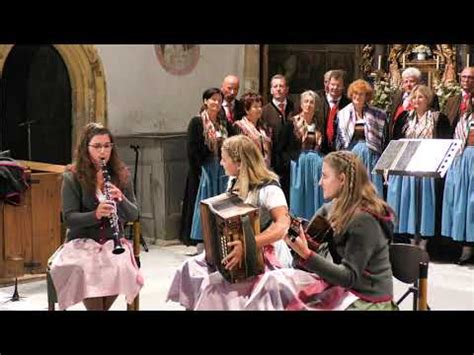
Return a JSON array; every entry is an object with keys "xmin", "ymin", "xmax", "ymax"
[
  {"xmin": 442, "ymin": 110, "xmax": 474, "ymax": 265},
  {"xmin": 167, "ymin": 135, "xmax": 292, "ymax": 310},
  {"xmin": 387, "ymin": 85, "xmax": 451, "ymax": 248},
  {"xmin": 181, "ymin": 88, "xmax": 234, "ymax": 250},
  {"xmin": 233, "ymin": 91, "xmax": 272, "ymax": 168},
  {"xmin": 278, "ymin": 90, "xmax": 325, "ymax": 220},
  {"xmin": 335, "ymin": 79, "xmax": 388, "ymax": 197},
  {"xmin": 244, "ymin": 151, "xmax": 398, "ymax": 311},
  {"xmin": 49, "ymin": 123, "xmax": 143, "ymax": 310}
]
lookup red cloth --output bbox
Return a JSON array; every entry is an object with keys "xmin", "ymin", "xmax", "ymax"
[
  {"xmin": 460, "ymin": 93, "xmax": 471, "ymax": 115},
  {"xmin": 278, "ymin": 102, "xmax": 286, "ymax": 117},
  {"xmin": 226, "ymin": 106, "xmax": 234, "ymax": 123},
  {"xmin": 263, "ymin": 244, "xmax": 283, "ymax": 269},
  {"xmin": 392, "ymin": 101, "xmax": 412, "ymax": 133},
  {"xmin": 393, "ymin": 104, "xmax": 406, "ymax": 122},
  {"xmin": 326, "ymin": 105, "xmax": 338, "ymax": 146}
]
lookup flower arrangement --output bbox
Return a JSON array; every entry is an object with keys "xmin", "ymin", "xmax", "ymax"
[
  {"xmin": 412, "ymin": 45, "xmax": 432, "ymax": 56},
  {"xmin": 371, "ymin": 78, "xmax": 398, "ymax": 113},
  {"xmin": 435, "ymin": 81, "xmax": 461, "ymax": 112}
]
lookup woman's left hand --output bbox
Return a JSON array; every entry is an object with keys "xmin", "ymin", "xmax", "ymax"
[
  {"xmin": 107, "ymin": 183, "xmax": 124, "ymax": 202},
  {"xmin": 222, "ymin": 240, "xmax": 243, "ymax": 270},
  {"xmin": 284, "ymin": 225, "xmax": 312, "ymax": 260}
]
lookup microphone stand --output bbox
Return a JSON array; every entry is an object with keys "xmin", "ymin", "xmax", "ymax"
[
  {"xmin": 18, "ymin": 119, "xmax": 38, "ymax": 161},
  {"xmin": 130, "ymin": 145, "xmax": 149, "ymax": 253},
  {"xmin": 2, "ymin": 257, "xmax": 25, "ymax": 304}
]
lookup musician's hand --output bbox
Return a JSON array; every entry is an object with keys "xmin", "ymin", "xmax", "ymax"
[
  {"xmin": 222, "ymin": 240, "xmax": 243, "ymax": 270},
  {"xmin": 284, "ymin": 225, "xmax": 312, "ymax": 260},
  {"xmin": 95, "ymin": 200, "xmax": 116, "ymax": 219},
  {"xmin": 107, "ymin": 183, "xmax": 124, "ymax": 202}
]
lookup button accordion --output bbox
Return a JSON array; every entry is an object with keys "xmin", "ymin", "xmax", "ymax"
[{"xmin": 200, "ymin": 192, "xmax": 264, "ymax": 283}]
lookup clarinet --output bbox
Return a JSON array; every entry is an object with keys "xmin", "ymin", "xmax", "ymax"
[{"xmin": 100, "ymin": 158, "xmax": 125, "ymax": 255}]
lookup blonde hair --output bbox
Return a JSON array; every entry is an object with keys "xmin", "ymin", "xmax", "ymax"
[
  {"xmin": 409, "ymin": 85, "xmax": 433, "ymax": 106},
  {"xmin": 324, "ymin": 151, "xmax": 392, "ymax": 234},
  {"xmin": 222, "ymin": 135, "xmax": 279, "ymax": 199}
]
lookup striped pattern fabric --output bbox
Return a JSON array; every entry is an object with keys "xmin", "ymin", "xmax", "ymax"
[{"xmin": 336, "ymin": 103, "xmax": 387, "ymax": 154}]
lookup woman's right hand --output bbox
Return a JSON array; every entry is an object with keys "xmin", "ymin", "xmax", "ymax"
[{"xmin": 95, "ymin": 201, "xmax": 116, "ymax": 220}]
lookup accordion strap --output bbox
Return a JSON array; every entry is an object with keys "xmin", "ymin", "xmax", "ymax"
[{"xmin": 241, "ymin": 215, "xmax": 259, "ymax": 276}]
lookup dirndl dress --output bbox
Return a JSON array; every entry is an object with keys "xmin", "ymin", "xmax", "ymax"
[
  {"xmin": 290, "ymin": 150, "xmax": 324, "ymax": 220},
  {"xmin": 190, "ymin": 157, "xmax": 228, "ymax": 241}
]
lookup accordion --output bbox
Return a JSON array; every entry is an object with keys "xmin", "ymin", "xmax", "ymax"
[{"xmin": 200, "ymin": 192, "xmax": 264, "ymax": 283}]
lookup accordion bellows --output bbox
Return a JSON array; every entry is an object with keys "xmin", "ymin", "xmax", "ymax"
[{"xmin": 200, "ymin": 192, "xmax": 264, "ymax": 283}]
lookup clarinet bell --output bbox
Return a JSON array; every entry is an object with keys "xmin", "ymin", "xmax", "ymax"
[{"xmin": 112, "ymin": 241, "xmax": 125, "ymax": 255}]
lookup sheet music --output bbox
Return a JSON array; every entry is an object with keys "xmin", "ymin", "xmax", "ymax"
[
  {"xmin": 404, "ymin": 139, "xmax": 455, "ymax": 173},
  {"xmin": 374, "ymin": 140, "xmax": 405, "ymax": 171},
  {"xmin": 374, "ymin": 139, "xmax": 462, "ymax": 178}
]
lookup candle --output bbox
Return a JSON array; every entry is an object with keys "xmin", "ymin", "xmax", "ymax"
[
  {"xmin": 436, "ymin": 55, "xmax": 439, "ymax": 70},
  {"xmin": 402, "ymin": 54, "xmax": 406, "ymax": 69},
  {"xmin": 467, "ymin": 54, "xmax": 471, "ymax": 66},
  {"xmin": 378, "ymin": 55, "xmax": 382, "ymax": 70}
]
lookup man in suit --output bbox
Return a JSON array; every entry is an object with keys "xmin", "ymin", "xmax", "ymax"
[
  {"xmin": 218, "ymin": 74, "xmax": 245, "ymax": 124},
  {"xmin": 315, "ymin": 70, "xmax": 332, "ymax": 106},
  {"xmin": 261, "ymin": 74, "xmax": 295, "ymax": 201},
  {"xmin": 442, "ymin": 66, "xmax": 474, "ymax": 133},
  {"xmin": 262, "ymin": 74, "xmax": 295, "ymax": 135},
  {"xmin": 388, "ymin": 67, "xmax": 440, "ymax": 141},
  {"xmin": 320, "ymin": 70, "xmax": 351, "ymax": 154}
]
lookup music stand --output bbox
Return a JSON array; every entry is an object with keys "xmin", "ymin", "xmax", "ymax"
[{"xmin": 373, "ymin": 139, "xmax": 462, "ymax": 244}]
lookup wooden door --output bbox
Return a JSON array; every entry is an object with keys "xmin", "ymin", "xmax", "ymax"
[
  {"xmin": 2, "ymin": 45, "xmax": 72, "ymax": 165},
  {"xmin": 262, "ymin": 44, "xmax": 357, "ymax": 105}
]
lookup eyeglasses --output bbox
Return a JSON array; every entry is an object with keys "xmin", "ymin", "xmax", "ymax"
[{"xmin": 88, "ymin": 143, "xmax": 114, "ymax": 150}]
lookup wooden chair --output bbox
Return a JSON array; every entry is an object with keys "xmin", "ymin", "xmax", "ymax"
[
  {"xmin": 389, "ymin": 243, "xmax": 430, "ymax": 311},
  {"xmin": 46, "ymin": 220, "xmax": 142, "ymax": 311}
]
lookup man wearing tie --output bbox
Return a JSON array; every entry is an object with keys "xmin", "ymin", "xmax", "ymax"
[
  {"xmin": 262, "ymin": 74, "xmax": 295, "ymax": 135},
  {"xmin": 262, "ymin": 74, "xmax": 295, "ymax": 201},
  {"xmin": 320, "ymin": 70, "xmax": 351, "ymax": 154},
  {"xmin": 442, "ymin": 67, "xmax": 474, "ymax": 133},
  {"xmin": 218, "ymin": 74, "xmax": 245, "ymax": 124}
]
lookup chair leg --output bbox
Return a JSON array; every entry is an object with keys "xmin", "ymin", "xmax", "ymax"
[
  {"xmin": 396, "ymin": 287, "xmax": 414, "ymax": 306},
  {"xmin": 46, "ymin": 271, "xmax": 57, "ymax": 311},
  {"xmin": 127, "ymin": 295, "xmax": 139, "ymax": 311},
  {"xmin": 412, "ymin": 284, "xmax": 419, "ymax": 311}
]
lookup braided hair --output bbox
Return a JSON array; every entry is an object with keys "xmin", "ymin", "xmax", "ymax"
[{"xmin": 324, "ymin": 151, "xmax": 392, "ymax": 234}]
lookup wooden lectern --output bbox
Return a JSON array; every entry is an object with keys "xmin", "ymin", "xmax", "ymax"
[{"xmin": 0, "ymin": 160, "xmax": 65, "ymax": 283}]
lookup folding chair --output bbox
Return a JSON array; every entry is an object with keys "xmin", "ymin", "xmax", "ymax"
[
  {"xmin": 46, "ymin": 220, "xmax": 143, "ymax": 311},
  {"xmin": 389, "ymin": 243, "xmax": 430, "ymax": 311}
]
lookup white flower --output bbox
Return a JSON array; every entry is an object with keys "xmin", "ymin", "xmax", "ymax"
[{"xmin": 412, "ymin": 45, "xmax": 431, "ymax": 55}]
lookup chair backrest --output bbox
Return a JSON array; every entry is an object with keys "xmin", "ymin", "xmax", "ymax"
[{"xmin": 389, "ymin": 243, "xmax": 430, "ymax": 284}]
